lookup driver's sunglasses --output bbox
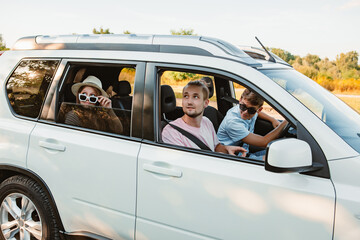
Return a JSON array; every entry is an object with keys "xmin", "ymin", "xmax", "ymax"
[
  {"xmin": 78, "ymin": 93, "xmax": 98, "ymax": 104},
  {"xmin": 239, "ymin": 103, "xmax": 257, "ymax": 114}
]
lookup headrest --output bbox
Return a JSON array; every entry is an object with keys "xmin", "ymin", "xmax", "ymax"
[
  {"xmin": 200, "ymin": 77, "xmax": 214, "ymax": 98},
  {"xmin": 161, "ymin": 85, "xmax": 176, "ymax": 114},
  {"xmin": 114, "ymin": 80, "xmax": 131, "ymax": 96}
]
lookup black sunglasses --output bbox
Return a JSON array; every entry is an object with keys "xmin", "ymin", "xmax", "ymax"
[{"xmin": 239, "ymin": 103, "xmax": 257, "ymax": 114}]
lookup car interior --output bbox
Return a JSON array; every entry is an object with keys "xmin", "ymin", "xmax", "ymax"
[
  {"xmin": 159, "ymin": 70, "xmax": 297, "ymax": 156},
  {"xmin": 55, "ymin": 64, "xmax": 135, "ymax": 136},
  {"xmin": 52, "ymin": 65, "xmax": 296, "ymax": 152}
]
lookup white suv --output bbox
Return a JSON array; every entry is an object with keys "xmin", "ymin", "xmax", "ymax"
[{"xmin": 0, "ymin": 34, "xmax": 359, "ymax": 240}]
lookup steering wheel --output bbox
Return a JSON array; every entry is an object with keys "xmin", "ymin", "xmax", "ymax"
[{"xmin": 278, "ymin": 122, "xmax": 292, "ymax": 138}]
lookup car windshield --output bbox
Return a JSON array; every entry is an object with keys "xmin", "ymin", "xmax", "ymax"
[{"xmin": 261, "ymin": 68, "xmax": 360, "ymax": 154}]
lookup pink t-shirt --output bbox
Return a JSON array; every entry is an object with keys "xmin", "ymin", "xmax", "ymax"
[{"xmin": 162, "ymin": 117, "xmax": 220, "ymax": 151}]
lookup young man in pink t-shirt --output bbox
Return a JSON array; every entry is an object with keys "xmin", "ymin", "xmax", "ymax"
[{"xmin": 162, "ymin": 80, "xmax": 246, "ymax": 156}]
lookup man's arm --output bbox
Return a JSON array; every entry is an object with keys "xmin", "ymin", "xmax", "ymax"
[
  {"xmin": 241, "ymin": 120, "xmax": 288, "ymax": 148},
  {"xmin": 258, "ymin": 111, "xmax": 280, "ymax": 128},
  {"xmin": 215, "ymin": 144, "xmax": 247, "ymax": 156}
]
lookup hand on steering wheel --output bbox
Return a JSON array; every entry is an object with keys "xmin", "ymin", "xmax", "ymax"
[{"xmin": 278, "ymin": 121, "xmax": 292, "ymax": 138}]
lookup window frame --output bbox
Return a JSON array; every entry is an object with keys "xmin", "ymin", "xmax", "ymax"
[
  {"xmin": 143, "ymin": 62, "xmax": 330, "ymax": 178},
  {"xmin": 144, "ymin": 62, "xmax": 297, "ymax": 140},
  {"xmin": 38, "ymin": 58, "xmax": 146, "ymax": 140}
]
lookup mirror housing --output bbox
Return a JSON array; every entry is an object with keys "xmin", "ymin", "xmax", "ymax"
[{"xmin": 265, "ymin": 139, "xmax": 318, "ymax": 173}]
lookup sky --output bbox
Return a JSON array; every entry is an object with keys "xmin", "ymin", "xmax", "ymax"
[{"xmin": 1, "ymin": 0, "xmax": 359, "ymax": 61}]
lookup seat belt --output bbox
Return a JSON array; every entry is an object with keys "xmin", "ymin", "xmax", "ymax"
[{"xmin": 165, "ymin": 120, "xmax": 212, "ymax": 151}]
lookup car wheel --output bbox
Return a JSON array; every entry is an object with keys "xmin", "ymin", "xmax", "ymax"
[{"xmin": 0, "ymin": 175, "xmax": 60, "ymax": 240}]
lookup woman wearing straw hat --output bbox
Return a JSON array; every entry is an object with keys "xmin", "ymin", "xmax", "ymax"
[{"xmin": 64, "ymin": 75, "xmax": 123, "ymax": 134}]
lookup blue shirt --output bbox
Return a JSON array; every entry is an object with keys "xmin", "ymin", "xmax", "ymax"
[{"xmin": 217, "ymin": 105, "xmax": 258, "ymax": 153}]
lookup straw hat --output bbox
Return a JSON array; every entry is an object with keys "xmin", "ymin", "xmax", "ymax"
[{"xmin": 71, "ymin": 75, "xmax": 108, "ymax": 97}]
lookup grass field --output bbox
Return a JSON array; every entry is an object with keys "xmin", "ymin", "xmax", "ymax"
[{"xmin": 338, "ymin": 96, "xmax": 360, "ymax": 113}]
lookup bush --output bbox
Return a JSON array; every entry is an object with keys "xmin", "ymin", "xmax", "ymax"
[{"xmin": 315, "ymin": 77, "xmax": 360, "ymax": 92}]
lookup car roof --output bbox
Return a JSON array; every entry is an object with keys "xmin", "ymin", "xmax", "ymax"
[
  {"xmin": 238, "ymin": 46, "xmax": 292, "ymax": 68},
  {"xmin": 11, "ymin": 34, "xmax": 290, "ymax": 69}
]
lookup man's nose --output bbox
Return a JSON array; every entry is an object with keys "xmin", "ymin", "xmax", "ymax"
[{"xmin": 188, "ymin": 98, "xmax": 194, "ymax": 104}]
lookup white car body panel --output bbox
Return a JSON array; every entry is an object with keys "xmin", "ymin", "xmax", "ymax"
[
  {"xmin": 0, "ymin": 117, "xmax": 35, "ymax": 168},
  {"xmin": 27, "ymin": 123, "xmax": 139, "ymax": 240},
  {"xmin": 136, "ymin": 144, "xmax": 335, "ymax": 240},
  {"xmin": 329, "ymin": 156, "xmax": 360, "ymax": 240},
  {"xmin": 0, "ymin": 54, "xmax": 38, "ymax": 169}
]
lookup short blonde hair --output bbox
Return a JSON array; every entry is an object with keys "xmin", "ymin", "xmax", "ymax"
[{"xmin": 184, "ymin": 80, "xmax": 209, "ymax": 100}]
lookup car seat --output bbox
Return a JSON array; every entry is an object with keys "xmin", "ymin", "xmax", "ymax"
[
  {"xmin": 202, "ymin": 78, "xmax": 224, "ymax": 132},
  {"xmin": 111, "ymin": 80, "xmax": 133, "ymax": 110},
  {"xmin": 161, "ymin": 85, "xmax": 177, "ymax": 123}
]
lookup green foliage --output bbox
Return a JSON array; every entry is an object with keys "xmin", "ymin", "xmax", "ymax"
[
  {"xmin": 161, "ymin": 71, "xmax": 210, "ymax": 85},
  {"xmin": 170, "ymin": 71, "xmax": 197, "ymax": 81},
  {"xmin": 170, "ymin": 28, "xmax": 196, "ymax": 35},
  {"xmin": 270, "ymin": 48, "xmax": 295, "ymax": 64},
  {"xmin": 335, "ymin": 51, "xmax": 360, "ymax": 80},
  {"xmin": 336, "ymin": 51, "xmax": 359, "ymax": 70},
  {"xmin": 0, "ymin": 34, "xmax": 9, "ymax": 51},
  {"xmin": 303, "ymin": 54, "xmax": 321, "ymax": 67},
  {"xmin": 92, "ymin": 28, "xmax": 133, "ymax": 35},
  {"xmin": 93, "ymin": 27, "xmax": 113, "ymax": 34},
  {"xmin": 271, "ymin": 47, "xmax": 360, "ymax": 92}
]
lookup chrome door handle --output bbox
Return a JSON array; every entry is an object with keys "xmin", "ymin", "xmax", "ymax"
[
  {"xmin": 39, "ymin": 141, "xmax": 66, "ymax": 152},
  {"xmin": 143, "ymin": 163, "xmax": 182, "ymax": 178}
]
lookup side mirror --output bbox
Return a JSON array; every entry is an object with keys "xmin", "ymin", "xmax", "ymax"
[{"xmin": 265, "ymin": 139, "xmax": 319, "ymax": 173}]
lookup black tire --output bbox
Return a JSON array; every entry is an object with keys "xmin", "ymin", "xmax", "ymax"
[{"xmin": 0, "ymin": 175, "xmax": 60, "ymax": 240}]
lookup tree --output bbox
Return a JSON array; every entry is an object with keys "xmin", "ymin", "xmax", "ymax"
[
  {"xmin": 294, "ymin": 65, "xmax": 319, "ymax": 79},
  {"xmin": 316, "ymin": 58, "xmax": 339, "ymax": 80},
  {"xmin": 334, "ymin": 51, "xmax": 360, "ymax": 79},
  {"xmin": 170, "ymin": 28, "xmax": 196, "ymax": 35},
  {"xmin": 303, "ymin": 54, "xmax": 321, "ymax": 67},
  {"xmin": 123, "ymin": 30, "xmax": 132, "ymax": 34},
  {"xmin": 291, "ymin": 54, "xmax": 320, "ymax": 79},
  {"xmin": 336, "ymin": 51, "xmax": 359, "ymax": 70},
  {"xmin": 0, "ymin": 34, "xmax": 9, "ymax": 51},
  {"xmin": 93, "ymin": 27, "xmax": 113, "ymax": 34},
  {"xmin": 270, "ymin": 48, "xmax": 295, "ymax": 64}
]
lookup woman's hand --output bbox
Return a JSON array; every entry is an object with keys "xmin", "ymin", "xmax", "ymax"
[{"xmin": 98, "ymin": 96, "xmax": 112, "ymax": 108}]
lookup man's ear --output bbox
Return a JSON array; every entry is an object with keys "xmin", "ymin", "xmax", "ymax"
[
  {"xmin": 257, "ymin": 106, "xmax": 263, "ymax": 113},
  {"xmin": 204, "ymin": 99, "xmax": 210, "ymax": 108}
]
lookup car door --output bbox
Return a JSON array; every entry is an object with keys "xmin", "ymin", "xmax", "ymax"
[
  {"xmin": 1, "ymin": 59, "xmax": 60, "ymax": 169},
  {"xmin": 135, "ymin": 63, "xmax": 336, "ymax": 240},
  {"xmin": 27, "ymin": 60, "xmax": 145, "ymax": 240}
]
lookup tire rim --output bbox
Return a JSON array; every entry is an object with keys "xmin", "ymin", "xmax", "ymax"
[{"xmin": 0, "ymin": 193, "xmax": 42, "ymax": 240}]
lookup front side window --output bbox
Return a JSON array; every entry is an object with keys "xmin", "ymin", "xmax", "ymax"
[
  {"xmin": 159, "ymin": 68, "xmax": 293, "ymax": 161},
  {"xmin": 6, "ymin": 60, "xmax": 59, "ymax": 118},
  {"xmin": 56, "ymin": 64, "xmax": 135, "ymax": 137}
]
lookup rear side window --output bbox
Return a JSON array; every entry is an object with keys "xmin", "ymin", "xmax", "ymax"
[
  {"xmin": 6, "ymin": 60, "xmax": 59, "ymax": 118},
  {"xmin": 56, "ymin": 63, "xmax": 135, "ymax": 137}
]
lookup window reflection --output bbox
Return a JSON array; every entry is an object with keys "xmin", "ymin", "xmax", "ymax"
[{"xmin": 6, "ymin": 60, "xmax": 59, "ymax": 118}]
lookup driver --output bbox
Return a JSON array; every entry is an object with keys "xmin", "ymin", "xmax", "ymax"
[{"xmin": 217, "ymin": 88, "xmax": 288, "ymax": 160}]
